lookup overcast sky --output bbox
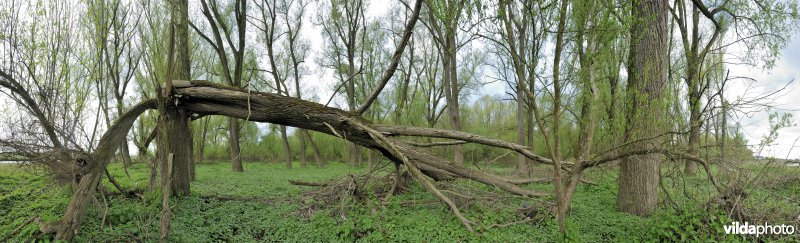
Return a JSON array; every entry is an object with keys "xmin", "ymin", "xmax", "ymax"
[{"xmin": 724, "ymin": 33, "xmax": 800, "ymax": 159}]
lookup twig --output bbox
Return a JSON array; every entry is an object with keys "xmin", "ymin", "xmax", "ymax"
[{"xmin": 355, "ymin": 0, "xmax": 423, "ymax": 114}]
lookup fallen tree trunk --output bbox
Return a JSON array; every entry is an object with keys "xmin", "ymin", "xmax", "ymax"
[
  {"xmin": 45, "ymin": 80, "xmax": 728, "ymax": 241},
  {"xmin": 175, "ymin": 82, "xmax": 547, "ymax": 196}
]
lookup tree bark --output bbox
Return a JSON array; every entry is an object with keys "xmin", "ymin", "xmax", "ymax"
[
  {"xmin": 444, "ymin": 32, "xmax": 464, "ymax": 166},
  {"xmin": 616, "ymin": 0, "xmax": 670, "ymax": 217},
  {"xmin": 166, "ymin": 0, "xmax": 192, "ymax": 195}
]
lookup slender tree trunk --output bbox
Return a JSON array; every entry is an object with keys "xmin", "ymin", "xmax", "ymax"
[
  {"xmin": 516, "ymin": 80, "xmax": 527, "ymax": 175},
  {"xmin": 305, "ymin": 131, "xmax": 324, "ymax": 166},
  {"xmin": 188, "ymin": 120, "xmax": 195, "ymax": 181},
  {"xmin": 119, "ymin": 143, "xmax": 132, "ymax": 166},
  {"xmin": 298, "ymin": 129, "xmax": 307, "ymax": 167},
  {"xmin": 368, "ymin": 149, "xmax": 375, "ymax": 170},
  {"xmin": 280, "ymin": 125, "xmax": 292, "ymax": 168},
  {"xmin": 136, "ymin": 118, "xmax": 148, "ymax": 162},
  {"xmin": 527, "ymin": 83, "xmax": 535, "ymax": 171},
  {"xmin": 197, "ymin": 117, "xmax": 209, "ymax": 164},
  {"xmin": 115, "ymin": 98, "xmax": 133, "ymax": 167},
  {"xmin": 720, "ymin": 100, "xmax": 727, "ymax": 171},
  {"xmin": 684, "ymin": 67, "xmax": 701, "ymax": 175},
  {"xmin": 616, "ymin": 0, "xmax": 669, "ymax": 217},
  {"xmin": 345, "ymin": 48, "xmax": 362, "ymax": 168},
  {"xmin": 229, "ymin": 117, "xmax": 243, "ymax": 172},
  {"xmin": 149, "ymin": 151, "xmax": 158, "ymax": 191},
  {"xmin": 442, "ymin": 31, "xmax": 463, "ymax": 166}
]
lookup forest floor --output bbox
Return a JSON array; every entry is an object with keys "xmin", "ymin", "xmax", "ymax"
[{"xmin": 1, "ymin": 159, "xmax": 798, "ymax": 242}]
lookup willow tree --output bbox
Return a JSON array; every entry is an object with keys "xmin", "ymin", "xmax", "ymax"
[
  {"xmin": 191, "ymin": 0, "xmax": 249, "ymax": 172},
  {"xmin": 317, "ymin": 0, "xmax": 368, "ymax": 167},
  {"xmin": 492, "ymin": 0, "xmax": 551, "ymax": 176},
  {"xmin": 673, "ymin": 0, "xmax": 800, "ymax": 175},
  {"xmin": 423, "ymin": 0, "xmax": 475, "ymax": 166},
  {"xmin": 253, "ymin": 0, "xmax": 294, "ymax": 168}
]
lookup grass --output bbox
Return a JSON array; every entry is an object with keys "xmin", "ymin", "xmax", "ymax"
[{"xmin": 1, "ymin": 161, "xmax": 798, "ymax": 242}]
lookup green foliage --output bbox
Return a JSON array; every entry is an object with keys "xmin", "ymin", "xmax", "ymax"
[
  {"xmin": 0, "ymin": 166, "xmax": 71, "ymax": 242},
  {"xmin": 3, "ymin": 162, "xmax": 798, "ymax": 241},
  {"xmin": 646, "ymin": 208, "xmax": 743, "ymax": 242}
]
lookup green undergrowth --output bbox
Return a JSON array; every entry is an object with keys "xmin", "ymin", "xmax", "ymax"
[{"xmin": 1, "ymin": 161, "xmax": 798, "ymax": 242}]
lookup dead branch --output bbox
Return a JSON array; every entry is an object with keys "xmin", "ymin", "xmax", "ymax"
[
  {"xmin": 356, "ymin": 0, "xmax": 423, "ymax": 115},
  {"xmin": 584, "ymin": 148, "xmax": 722, "ymax": 192},
  {"xmin": 349, "ymin": 120, "xmax": 475, "ymax": 232},
  {"xmin": 375, "ymin": 125, "xmax": 570, "ymax": 168}
]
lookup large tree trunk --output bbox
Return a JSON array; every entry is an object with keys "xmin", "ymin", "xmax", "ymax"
[
  {"xmin": 162, "ymin": 106, "xmax": 193, "ymax": 196},
  {"xmin": 616, "ymin": 0, "xmax": 669, "ymax": 217},
  {"xmin": 167, "ymin": 0, "xmax": 192, "ymax": 195}
]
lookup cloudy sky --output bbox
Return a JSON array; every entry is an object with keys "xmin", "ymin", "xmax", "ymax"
[{"xmin": 724, "ymin": 33, "xmax": 800, "ymax": 159}]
